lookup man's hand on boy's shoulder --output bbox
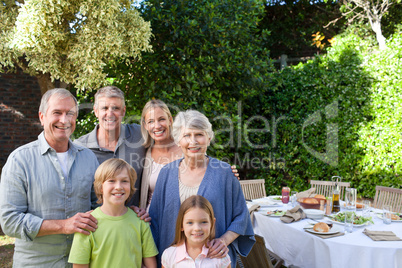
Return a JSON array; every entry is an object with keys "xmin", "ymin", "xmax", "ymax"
[{"xmin": 130, "ymin": 206, "xmax": 151, "ymax": 223}]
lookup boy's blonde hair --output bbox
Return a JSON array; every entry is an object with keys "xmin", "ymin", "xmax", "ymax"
[
  {"xmin": 172, "ymin": 195, "xmax": 216, "ymax": 247},
  {"xmin": 94, "ymin": 158, "xmax": 137, "ymax": 204}
]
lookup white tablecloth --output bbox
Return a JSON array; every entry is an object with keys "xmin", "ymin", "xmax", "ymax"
[{"xmin": 253, "ymin": 204, "xmax": 402, "ymax": 268}]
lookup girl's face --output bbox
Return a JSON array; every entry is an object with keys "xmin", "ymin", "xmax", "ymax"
[
  {"xmin": 182, "ymin": 207, "xmax": 214, "ymax": 247},
  {"xmin": 144, "ymin": 107, "xmax": 172, "ymax": 143}
]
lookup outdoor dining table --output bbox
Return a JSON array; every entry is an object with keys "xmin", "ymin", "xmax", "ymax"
[{"xmin": 252, "ymin": 199, "xmax": 402, "ymax": 268}]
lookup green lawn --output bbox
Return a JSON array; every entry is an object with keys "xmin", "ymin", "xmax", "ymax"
[{"xmin": 0, "ymin": 232, "xmax": 14, "ymax": 268}]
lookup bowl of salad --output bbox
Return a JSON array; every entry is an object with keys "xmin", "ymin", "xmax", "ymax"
[{"xmin": 327, "ymin": 212, "xmax": 374, "ymax": 227}]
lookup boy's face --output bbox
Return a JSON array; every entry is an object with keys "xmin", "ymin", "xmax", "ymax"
[{"xmin": 101, "ymin": 168, "xmax": 131, "ymax": 207}]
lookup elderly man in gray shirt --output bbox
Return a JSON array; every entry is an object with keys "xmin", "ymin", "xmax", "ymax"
[
  {"xmin": 74, "ymin": 86, "xmax": 145, "ymax": 207},
  {"xmin": 0, "ymin": 88, "xmax": 99, "ymax": 267}
]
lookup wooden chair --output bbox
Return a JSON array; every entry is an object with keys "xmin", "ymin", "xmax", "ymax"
[
  {"xmin": 373, "ymin": 186, "xmax": 402, "ymax": 213},
  {"xmin": 239, "ymin": 234, "xmax": 284, "ymax": 268},
  {"xmin": 240, "ymin": 179, "xmax": 266, "ymax": 200},
  {"xmin": 310, "ymin": 180, "xmax": 351, "ymax": 200}
]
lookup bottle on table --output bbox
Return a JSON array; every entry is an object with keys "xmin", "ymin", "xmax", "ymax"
[
  {"xmin": 282, "ymin": 186, "xmax": 290, "ymax": 204},
  {"xmin": 332, "ymin": 176, "xmax": 341, "ymax": 213}
]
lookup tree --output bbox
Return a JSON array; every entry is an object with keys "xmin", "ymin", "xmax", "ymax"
[
  {"xmin": 260, "ymin": 0, "xmax": 345, "ymax": 59},
  {"xmin": 110, "ymin": 0, "xmax": 274, "ymax": 114},
  {"xmin": 0, "ymin": 0, "xmax": 152, "ymax": 94},
  {"xmin": 336, "ymin": 0, "xmax": 400, "ymax": 50}
]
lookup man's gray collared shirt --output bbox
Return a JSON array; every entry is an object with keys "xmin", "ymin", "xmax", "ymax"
[{"xmin": 74, "ymin": 123, "xmax": 145, "ymax": 206}]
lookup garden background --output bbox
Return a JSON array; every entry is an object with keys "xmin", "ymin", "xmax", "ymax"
[{"xmin": 2, "ymin": 0, "xmax": 402, "ymax": 200}]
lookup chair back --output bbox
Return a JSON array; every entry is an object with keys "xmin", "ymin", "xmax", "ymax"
[
  {"xmin": 310, "ymin": 180, "xmax": 351, "ymax": 200},
  {"xmin": 240, "ymin": 179, "xmax": 266, "ymax": 200},
  {"xmin": 239, "ymin": 234, "xmax": 283, "ymax": 268},
  {"xmin": 373, "ymin": 186, "xmax": 402, "ymax": 213}
]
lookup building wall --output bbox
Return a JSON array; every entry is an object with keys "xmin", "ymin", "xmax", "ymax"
[{"xmin": 0, "ymin": 70, "xmax": 42, "ymax": 172}]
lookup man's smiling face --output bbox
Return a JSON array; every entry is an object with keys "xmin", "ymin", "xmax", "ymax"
[
  {"xmin": 94, "ymin": 97, "xmax": 126, "ymax": 133},
  {"xmin": 39, "ymin": 94, "xmax": 77, "ymax": 152}
]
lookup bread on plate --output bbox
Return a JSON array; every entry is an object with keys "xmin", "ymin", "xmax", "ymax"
[
  {"xmin": 313, "ymin": 222, "xmax": 330, "ymax": 233},
  {"xmin": 303, "ymin": 198, "xmax": 319, "ymax": 204},
  {"xmin": 314, "ymin": 194, "xmax": 326, "ymax": 200}
]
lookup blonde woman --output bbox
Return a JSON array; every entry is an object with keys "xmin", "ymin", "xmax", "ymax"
[{"xmin": 140, "ymin": 100, "xmax": 183, "ymax": 211}]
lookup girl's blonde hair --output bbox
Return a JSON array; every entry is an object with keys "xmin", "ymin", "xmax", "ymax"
[
  {"xmin": 140, "ymin": 99, "xmax": 174, "ymax": 148},
  {"xmin": 93, "ymin": 158, "xmax": 137, "ymax": 204},
  {"xmin": 172, "ymin": 195, "xmax": 216, "ymax": 247}
]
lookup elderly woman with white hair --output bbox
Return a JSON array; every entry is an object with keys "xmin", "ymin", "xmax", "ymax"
[{"xmin": 149, "ymin": 110, "xmax": 255, "ymax": 267}]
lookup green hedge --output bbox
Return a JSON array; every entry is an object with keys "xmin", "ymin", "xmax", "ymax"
[{"xmin": 241, "ymin": 30, "xmax": 402, "ymax": 197}]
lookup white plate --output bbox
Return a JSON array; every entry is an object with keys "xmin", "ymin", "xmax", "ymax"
[
  {"xmin": 327, "ymin": 218, "xmax": 371, "ymax": 227},
  {"xmin": 266, "ymin": 210, "xmax": 286, "ymax": 217},
  {"xmin": 258, "ymin": 209, "xmax": 286, "ymax": 217},
  {"xmin": 343, "ymin": 203, "xmax": 363, "ymax": 211},
  {"xmin": 304, "ymin": 209, "xmax": 325, "ymax": 220},
  {"xmin": 305, "ymin": 224, "xmax": 342, "ymax": 235},
  {"xmin": 252, "ymin": 198, "xmax": 281, "ymax": 207},
  {"xmin": 375, "ymin": 213, "xmax": 402, "ymax": 222},
  {"xmin": 268, "ymin": 195, "xmax": 283, "ymax": 203}
]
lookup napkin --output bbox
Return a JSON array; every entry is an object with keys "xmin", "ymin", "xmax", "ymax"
[
  {"xmin": 280, "ymin": 205, "xmax": 306, "ymax": 223},
  {"xmin": 296, "ymin": 188, "xmax": 316, "ymax": 199},
  {"xmin": 247, "ymin": 203, "xmax": 260, "ymax": 224},
  {"xmin": 363, "ymin": 229, "xmax": 402, "ymax": 241}
]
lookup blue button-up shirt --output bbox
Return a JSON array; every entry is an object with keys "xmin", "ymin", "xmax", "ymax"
[{"xmin": 0, "ymin": 132, "xmax": 99, "ymax": 267}]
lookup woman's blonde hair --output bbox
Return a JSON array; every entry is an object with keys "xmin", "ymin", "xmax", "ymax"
[
  {"xmin": 93, "ymin": 158, "xmax": 137, "ymax": 204},
  {"xmin": 171, "ymin": 195, "xmax": 216, "ymax": 247},
  {"xmin": 140, "ymin": 99, "xmax": 174, "ymax": 148}
]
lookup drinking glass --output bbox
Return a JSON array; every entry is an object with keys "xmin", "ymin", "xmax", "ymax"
[
  {"xmin": 282, "ymin": 187, "xmax": 290, "ymax": 204},
  {"xmin": 345, "ymin": 188, "xmax": 357, "ymax": 210},
  {"xmin": 291, "ymin": 191, "xmax": 298, "ymax": 207},
  {"xmin": 344, "ymin": 210, "xmax": 354, "ymax": 233},
  {"xmin": 383, "ymin": 205, "xmax": 392, "ymax": 225},
  {"xmin": 362, "ymin": 200, "xmax": 371, "ymax": 218}
]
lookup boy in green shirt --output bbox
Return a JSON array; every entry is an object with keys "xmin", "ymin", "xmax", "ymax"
[{"xmin": 69, "ymin": 158, "xmax": 158, "ymax": 268}]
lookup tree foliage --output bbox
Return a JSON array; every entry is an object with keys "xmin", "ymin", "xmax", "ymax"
[
  {"xmin": 260, "ymin": 0, "xmax": 345, "ymax": 58},
  {"xmin": 0, "ymin": 0, "xmax": 152, "ymax": 94},
  {"xmin": 110, "ymin": 0, "xmax": 273, "ymax": 107},
  {"xmin": 336, "ymin": 0, "xmax": 401, "ymax": 49}
]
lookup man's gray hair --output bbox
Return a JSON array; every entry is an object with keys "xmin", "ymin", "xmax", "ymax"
[
  {"xmin": 172, "ymin": 110, "xmax": 214, "ymax": 143},
  {"xmin": 94, "ymin": 86, "xmax": 125, "ymax": 108},
  {"xmin": 39, "ymin": 88, "xmax": 78, "ymax": 114}
]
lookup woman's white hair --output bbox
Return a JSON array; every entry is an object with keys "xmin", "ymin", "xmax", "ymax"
[{"xmin": 172, "ymin": 110, "xmax": 214, "ymax": 143}]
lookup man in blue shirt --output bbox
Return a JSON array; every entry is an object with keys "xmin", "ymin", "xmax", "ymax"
[{"xmin": 0, "ymin": 88, "xmax": 99, "ymax": 267}]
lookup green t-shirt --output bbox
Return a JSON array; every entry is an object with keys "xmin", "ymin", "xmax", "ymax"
[{"xmin": 68, "ymin": 207, "xmax": 158, "ymax": 267}]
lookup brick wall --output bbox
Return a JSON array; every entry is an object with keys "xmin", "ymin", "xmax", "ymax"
[{"xmin": 0, "ymin": 70, "xmax": 42, "ymax": 172}]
